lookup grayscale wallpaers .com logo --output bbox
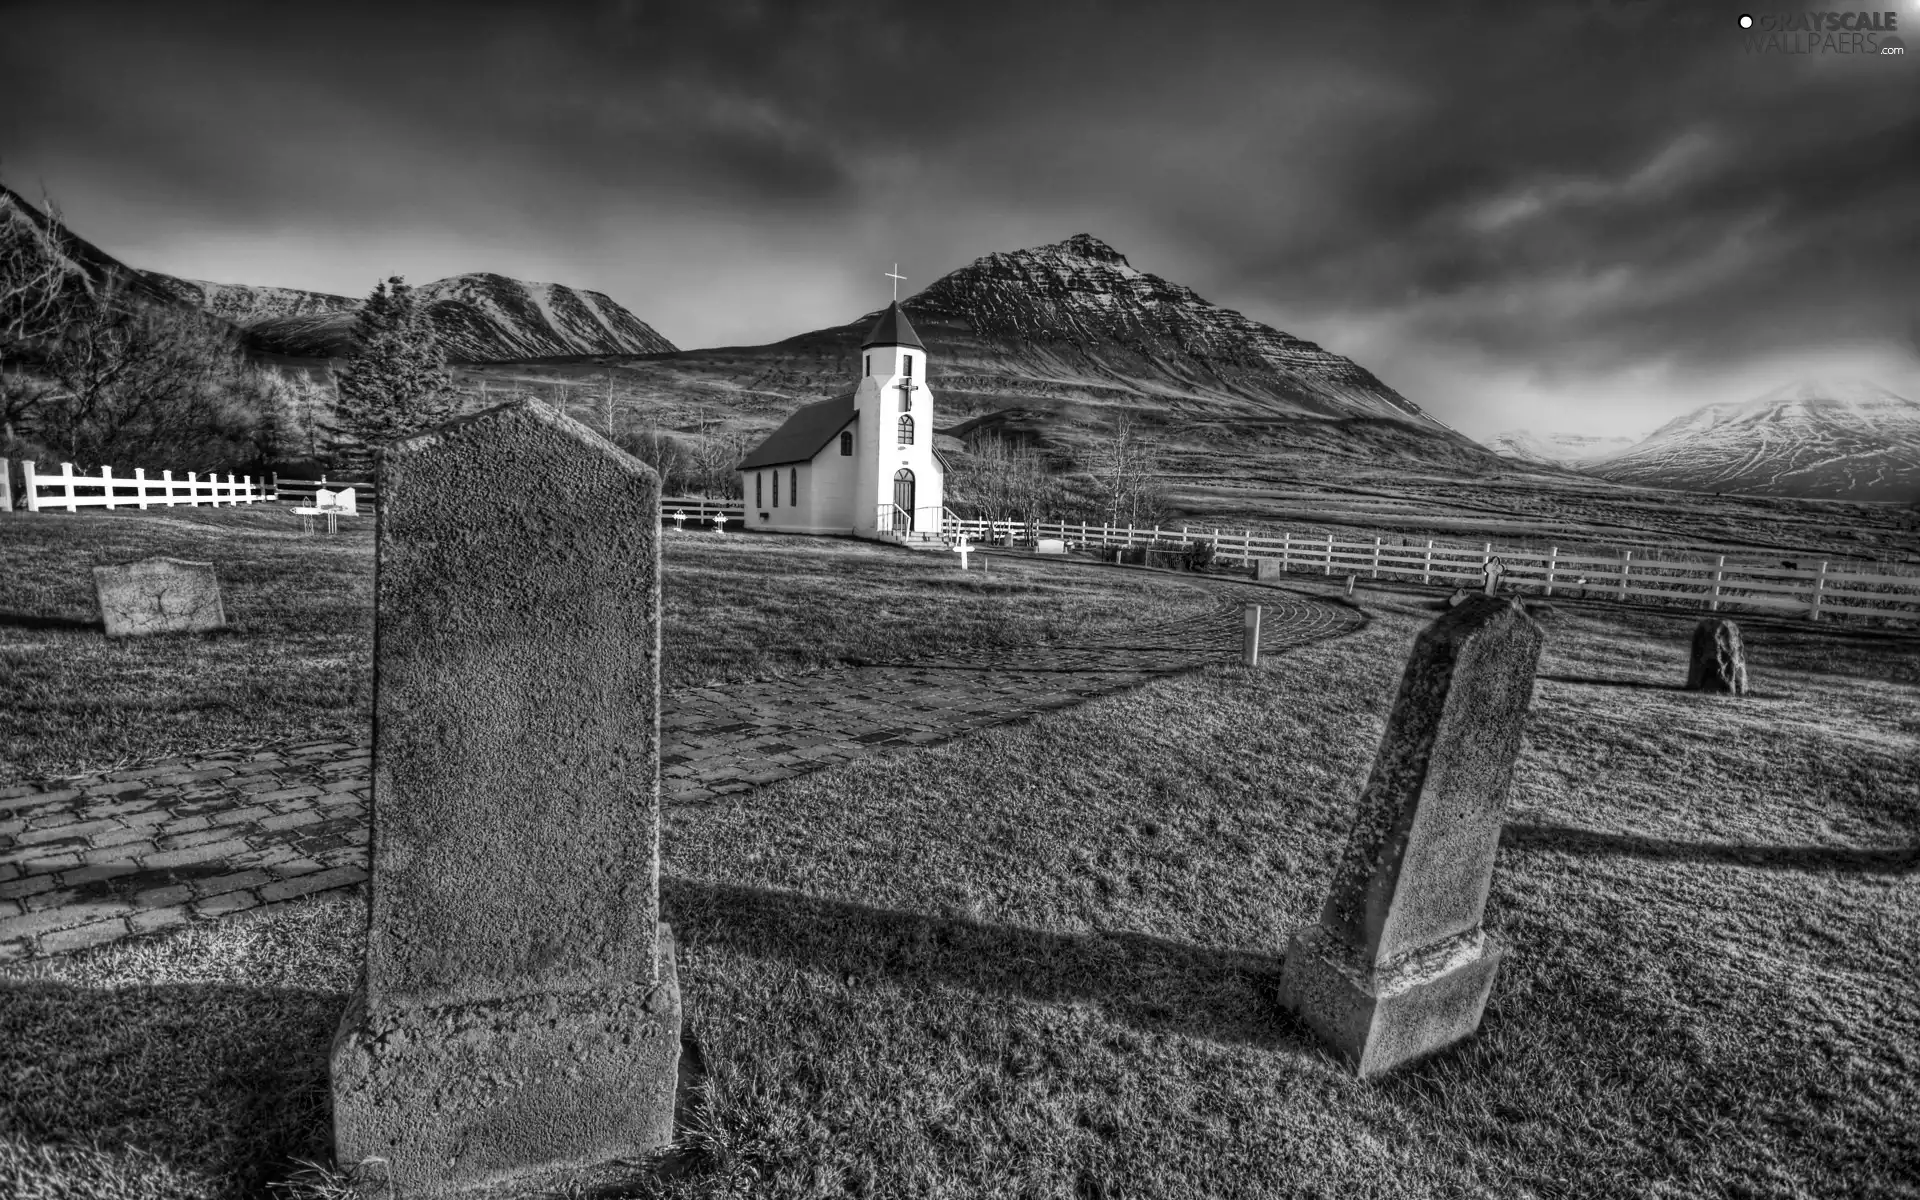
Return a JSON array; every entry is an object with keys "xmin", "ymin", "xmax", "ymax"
[{"xmin": 1738, "ymin": 10, "xmax": 1906, "ymax": 53}]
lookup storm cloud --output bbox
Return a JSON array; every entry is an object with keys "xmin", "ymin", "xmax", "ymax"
[{"xmin": 3, "ymin": 0, "xmax": 1915, "ymax": 439}]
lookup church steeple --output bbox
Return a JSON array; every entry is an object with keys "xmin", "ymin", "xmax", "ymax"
[{"xmin": 861, "ymin": 300, "xmax": 924, "ymax": 351}]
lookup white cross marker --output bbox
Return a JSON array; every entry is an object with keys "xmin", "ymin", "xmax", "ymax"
[{"xmin": 884, "ymin": 263, "xmax": 906, "ymax": 301}]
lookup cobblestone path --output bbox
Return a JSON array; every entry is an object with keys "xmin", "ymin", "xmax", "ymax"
[{"xmin": 0, "ymin": 577, "xmax": 1360, "ymax": 962}]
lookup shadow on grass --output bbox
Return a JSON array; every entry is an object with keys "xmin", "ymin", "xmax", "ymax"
[
  {"xmin": 1502, "ymin": 822, "xmax": 1919, "ymax": 874},
  {"xmin": 1534, "ymin": 673, "xmax": 1685, "ymax": 691},
  {"xmin": 0, "ymin": 610, "xmax": 100, "ymax": 632},
  {"xmin": 661, "ymin": 877, "xmax": 1311, "ymax": 1054}
]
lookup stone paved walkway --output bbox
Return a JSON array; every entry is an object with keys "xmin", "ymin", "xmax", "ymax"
[{"xmin": 0, "ymin": 575, "xmax": 1360, "ymax": 962}]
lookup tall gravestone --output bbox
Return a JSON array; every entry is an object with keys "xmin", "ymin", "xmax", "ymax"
[
  {"xmin": 1279, "ymin": 595, "xmax": 1544, "ymax": 1077},
  {"xmin": 331, "ymin": 399, "xmax": 681, "ymax": 1196},
  {"xmin": 92, "ymin": 557, "xmax": 226, "ymax": 637}
]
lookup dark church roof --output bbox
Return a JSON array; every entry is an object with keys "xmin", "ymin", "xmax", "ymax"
[
  {"xmin": 737, "ymin": 393, "xmax": 858, "ymax": 470},
  {"xmin": 861, "ymin": 301, "xmax": 925, "ymax": 350}
]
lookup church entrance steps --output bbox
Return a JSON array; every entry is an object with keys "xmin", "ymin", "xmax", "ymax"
[{"xmin": 0, "ymin": 583, "xmax": 1361, "ymax": 963}]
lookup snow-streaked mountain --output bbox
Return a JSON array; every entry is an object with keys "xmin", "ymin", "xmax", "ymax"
[
  {"xmin": 1486, "ymin": 429, "xmax": 1641, "ymax": 466},
  {"xmin": 144, "ymin": 270, "xmax": 678, "ymax": 362},
  {"xmin": 1587, "ymin": 379, "xmax": 1920, "ymax": 501}
]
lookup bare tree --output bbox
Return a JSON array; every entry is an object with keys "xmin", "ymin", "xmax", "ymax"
[
  {"xmin": 0, "ymin": 181, "xmax": 94, "ymax": 445},
  {"xmin": 949, "ymin": 429, "xmax": 1066, "ymax": 526},
  {"xmin": 1083, "ymin": 410, "xmax": 1169, "ymax": 527},
  {"xmin": 687, "ymin": 412, "xmax": 748, "ymax": 498}
]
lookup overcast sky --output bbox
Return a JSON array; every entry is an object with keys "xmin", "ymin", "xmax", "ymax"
[{"xmin": 3, "ymin": 0, "xmax": 1916, "ymax": 440}]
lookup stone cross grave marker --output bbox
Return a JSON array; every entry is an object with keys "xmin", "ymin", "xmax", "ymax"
[
  {"xmin": 1278, "ymin": 594, "xmax": 1545, "ymax": 1077},
  {"xmin": 954, "ymin": 534, "xmax": 971, "ymax": 570},
  {"xmin": 712, "ymin": 511, "xmax": 726, "ymax": 533},
  {"xmin": 330, "ymin": 398, "xmax": 681, "ymax": 1196},
  {"xmin": 1482, "ymin": 557, "xmax": 1505, "ymax": 595},
  {"xmin": 1686, "ymin": 617, "xmax": 1748, "ymax": 695},
  {"xmin": 92, "ymin": 557, "xmax": 226, "ymax": 637}
]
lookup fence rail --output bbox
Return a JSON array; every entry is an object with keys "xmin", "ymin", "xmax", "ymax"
[
  {"xmin": 661, "ymin": 496, "xmax": 745, "ymax": 527},
  {"xmin": 938, "ymin": 517, "xmax": 1920, "ymax": 623},
  {"xmin": 274, "ymin": 476, "xmax": 374, "ymax": 507},
  {"xmin": 16, "ymin": 459, "xmax": 270, "ymax": 512}
]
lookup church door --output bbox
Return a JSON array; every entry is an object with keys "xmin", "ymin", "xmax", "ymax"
[{"xmin": 893, "ymin": 468, "xmax": 915, "ymax": 533}]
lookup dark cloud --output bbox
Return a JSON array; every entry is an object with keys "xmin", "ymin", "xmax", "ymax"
[{"xmin": 1, "ymin": 0, "xmax": 1914, "ymax": 437}]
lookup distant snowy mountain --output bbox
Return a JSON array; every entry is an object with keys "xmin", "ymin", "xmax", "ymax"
[
  {"xmin": 144, "ymin": 270, "xmax": 678, "ymax": 362},
  {"xmin": 1587, "ymin": 379, "xmax": 1920, "ymax": 501},
  {"xmin": 1486, "ymin": 429, "xmax": 1641, "ymax": 466}
]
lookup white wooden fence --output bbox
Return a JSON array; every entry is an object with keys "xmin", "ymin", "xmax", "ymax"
[
  {"xmin": 941, "ymin": 517, "xmax": 1920, "ymax": 623},
  {"xmin": 16, "ymin": 459, "xmax": 270, "ymax": 512},
  {"xmin": 661, "ymin": 496, "xmax": 746, "ymax": 527}
]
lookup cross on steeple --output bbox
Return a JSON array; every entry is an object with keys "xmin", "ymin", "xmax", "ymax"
[
  {"xmin": 884, "ymin": 263, "xmax": 906, "ymax": 302},
  {"xmin": 896, "ymin": 377, "xmax": 913, "ymax": 410}
]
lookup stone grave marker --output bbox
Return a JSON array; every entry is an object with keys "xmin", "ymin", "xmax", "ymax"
[
  {"xmin": 92, "ymin": 557, "xmax": 226, "ymax": 637},
  {"xmin": 1278, "ymin": 594, "xmax": 1545, "ymax": 1077},
  {"xmin": 330, "ymin": 398, "xmax": 681, "ymax": 1196},
  {"xmin": 1035, "ymin": 537, "xmax": 1066, "ymax": 554},
  {"xmin": 1345, "ymin": 574, "xmax": 1357, "ymax": 597},
  {"xmin": 1686, "ymin": 618, "xmax": 1748, "ymax": 695},
  {"xmin": 1255, "ymin": 557, "xmax": 1282, "ymax": 581},
  {"xmin": 1481, "ymin": 557, "xmax": 1505, "ymax": 595}
]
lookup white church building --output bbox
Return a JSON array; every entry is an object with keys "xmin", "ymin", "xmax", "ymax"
[{"xmin": 736, "ymin": 300, "xmax": 949, "ymax": 542}]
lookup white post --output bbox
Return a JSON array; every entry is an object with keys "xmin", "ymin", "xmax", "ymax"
[
  {"xmin": 100, "ymin": 463, "xmax": 118, "ymax": 510},
  {"xmin": 1423, "ymin": 539, "xmax": 1434, "ymax": 586},
  {"xmin": 22, "ymin": 460, "xmax": 39, "ymax": 512},
  {"xmin": 1281, "ymin": 531, "xmax": 1291, "ymax": 571},
  {"xmin": 1127, "ymin": 523, "xmax": 1134, "ymax": 548},
  {"xmin": 161, "ymin": 469, "xmax": 176, "ymax": 507},
  {"xmin": 1617, "ymin": 550, "xmax": 1632, "ymax": 603},
  {"xmin": 1809, "ymin": 561, "xmax": 1828, "ymax": 621},
  {"xmin": 60, "ymin": 462, "xmax": 77, "ymax": 513},
  {"xmin": 1324, "ymin": 532, "xmax": 1333, "ymax": 576},
  {"xmin": 134, "ymin": 467, "xmax": 149, "ymax": 510},
  {"xmin": 1371, "ymin": 535, "xmax": 1381, "ymax": 579},
  {"xmin": 1545, "ymin": 546, "xmax": 1558, "ymax": 596},
  {"xmin": 187, "ymin": 471, "xmax": 199, "ymax": 506},
  {"xmin": 1710, "ymin": 554, "xmax": 1724, "ymax": 612},
  {"xmin": 1242, "ymin": 603, "xmax": 1262, "ymax": 667},
  {"xmin": 1482, "ymin": 543, "xmax": 1492, "ymax": 576},
  {"xmin": 226, "ymin": 472, "xmax": 237, "ymax": 507}
]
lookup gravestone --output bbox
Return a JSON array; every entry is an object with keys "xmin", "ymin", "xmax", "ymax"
[
  {"xmin": 1481, "ymin": 558, "xmax": 1505, "ymax": 595},
  {"xmin": 1345, "ymin": 574, "xmax": 1357, "ymax": 596},
  {"xmin": 1685, "ymin": 618, "xmax": 1748, "ymax": 695},
  {"xmin": 330, "ymin": 399, "xmax": 681, "ymax": 1196},
  {"xmin": 1256, "ymin": 557, "xmax": 1282, "ymax": 581},
  {"xmin": 92, "ymin": 557, "xmax": 226, "ymax": 637},
  {"xmin": 1278, "ymin": 595, "xmax": 1545, "ymax": 1077},
  {"xmin": 1035, "ymin": 537, "xmax": 1066, "ymax": 554},
  {"xmin": 1448, "ymin": 588, "xmax": 1470, "ymax": 608}
]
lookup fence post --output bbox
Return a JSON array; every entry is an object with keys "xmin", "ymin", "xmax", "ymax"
[
  {"xmin": 101, "ymin": 463, "xmax": 118, "ymax": 511},
  {"xmin": 60, "ymin": 462, "xmax": 77, "ymax": 513},
  {"xmin": 1324, "ymin": 532, "xmax": 1333, "ymax": 577},
  {"xmin": 1617, "ymin": 550, "xmax": 1632, "ymax": 603},
  {"xmin": 1545, "ymin": 546, "xmax": 1558, "ymax": 596},
  {"xmin": 1242, "ymin": 603, "xmax": 1262, "ymax": 667},
  {"xmin": 1482, "ymin": 543, "xmax": 1492, "ymax": 575},
  {"xmin": 1710, "ymin": 555, "xmax": 1724, "ymax": 612},
  {"xmin": 1371, "ymin": 535, "xmax": 1381, "ymax": 580},
  {"xmin": 134, "ymin": 467, "xmax": 149, "ymax": 510},
  {"xmin": 162, "ymin": 469, "xmax": 176, "ymax": 507},
  {"xmin": 1281, "ymin": 531, "xmax": 1291, "ymax": 571},
  {"xmin": 1423, "ymin": 539, "xmax": 1434, "ymax": 586},
  {"xmin": 0, "ymin": 457, "xmax": 9, "ymax": 514},
  {"xmin": 21, "ymin": 460, "xmax": 36, "ymax": 512},
  {"xmin": 1809, "ymin": 561, "xmax": 1828, "ymax": 621}
]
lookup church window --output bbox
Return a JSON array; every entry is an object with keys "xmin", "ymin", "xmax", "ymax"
[
  {"xmin": 898, "ymin": 414, "xmax": 914, "ymax": 445},
  {"xmin": 840, "ymin": 431, "xmax": 853, "ymax": 455},
  {"xmin": 864, "ymin": 354, "xmax": 870, "ymax": 376},
  {"xmin": 755, "ymin": 473, "xmax": 762, "ymax": 508},
  {"xmin": 903, "ymin": 354, "xmax": 913, "ymax": 377},
  {"xmin": 790, "ymin": 467, "xmax": 797, "ymax": 503}
]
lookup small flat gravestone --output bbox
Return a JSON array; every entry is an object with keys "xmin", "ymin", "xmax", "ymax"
[
  {"xmin": 1035, "ymin": 537, "xmax": 1066, "ymax": 554},
  {"xmin": 92, "ymin": 557, "xmax": 225, "ymax": 637},
  {"xmin": 1255, "ymin": 558, "xmax": 1282, "ymax": 581},
  {"xmin": 1448, "ymin": 587, "xmax": 1470, "ymax": 608},
  {"xmin": 330, "ymin": 399, "xmax": 681, "ymax": 1196},
  {"xmin": 1278, "ymin": 595, "xmax": 1545, "ymax": 1077},
  {"xmin": 1686, "ymin": 618, "xmax": 1748, "ymax": 695}
]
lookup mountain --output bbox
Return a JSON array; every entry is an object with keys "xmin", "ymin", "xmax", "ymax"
[
  {"xmin": 1486, "ymin": 429, "xmax": 1641, "ymax": 466},
  {"xmin": 1, "ymin": 183, "xmax": 195, "ymax": 312},
  {"xmin": 145, "ymin": 271, "xmax": 679, "ymax": 362},
  {"xmin": 557, "ymin": 233, "xmax": 1499, "ymax": 486},
  {"xmin": 1585, "ymin": 379, "xmax": 1920, "ymax": 501}
]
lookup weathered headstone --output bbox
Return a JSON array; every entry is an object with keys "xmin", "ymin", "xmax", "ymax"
[
  {"xmin": 1685, "ymin": 618, "xmax": 1748, "ymax": 695},
  {"xmin": 1278, "ymin": 595, "xmax": 1544, "ymax": 1077},
  {"xmin": 1481, "ymin": 558, "xmax": 1505, "ymax": 595},
  {"xmin": 330, "ymin": 399, "xmax": 681, "ymax": 1196},
  {"xmin": 92, "ymin": 557, "xmax": 226, "ymax": 637},
  {"xmin": 1448, "ymin": 588, "xmax": 1470, "ymax": 608},
  {"xmin": 1344, "ymin": 574, "xmax": 1357, "ymax": 597},
  {"xmin": 1035, "ymin": 537, "xmax": 1066, "ymax": 554},
  {"xmin": 1255, "ymin": 557, "xmax": 1282, "ymax": 581}
]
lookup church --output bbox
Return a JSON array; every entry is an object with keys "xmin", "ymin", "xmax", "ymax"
[{"xmin": 736, "ymin": 297, "xmax": 949, "ymax": 541}]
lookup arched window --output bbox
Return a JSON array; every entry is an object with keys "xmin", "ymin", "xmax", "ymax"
[
  {"xmin": 755, "ymin": 473, "xmax": 763, "ymax": 508},
  {"xmin": 772, "ymin": 470, "xmax": 780, "ymax": 507},
  {"xmin": 839, "ymin": 430, "xmax": 853, "ymax": 456},
  {"xmin": 897, "ymin": 414, "xmax": 914, "ymax": 445},
  {"xmin": 790, "ymin": 467, "xmax": 797, "ymax": 503}
]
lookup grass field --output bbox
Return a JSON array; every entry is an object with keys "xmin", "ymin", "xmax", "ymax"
[
  {"xmin": 2, "ymin": 509, "xmax": 1916, "ymax": 1199},
  {"xmin": 0, "ymin": 506, "xmax": 1211, "ymax": 783}
]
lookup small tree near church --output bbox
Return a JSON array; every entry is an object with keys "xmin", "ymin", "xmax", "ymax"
[{"xmin": 329, "ymin": 276, "xmax": 456, "ymax": 474}]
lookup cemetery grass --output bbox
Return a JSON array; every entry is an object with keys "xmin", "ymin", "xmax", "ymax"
[
  {"xmin": 4, "ymin": 582, "xmax": 1915, "ymax": 1198},
  {"xmin": 0, "ymin": 506, "xmax": 1211, "ymax": 783}
]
